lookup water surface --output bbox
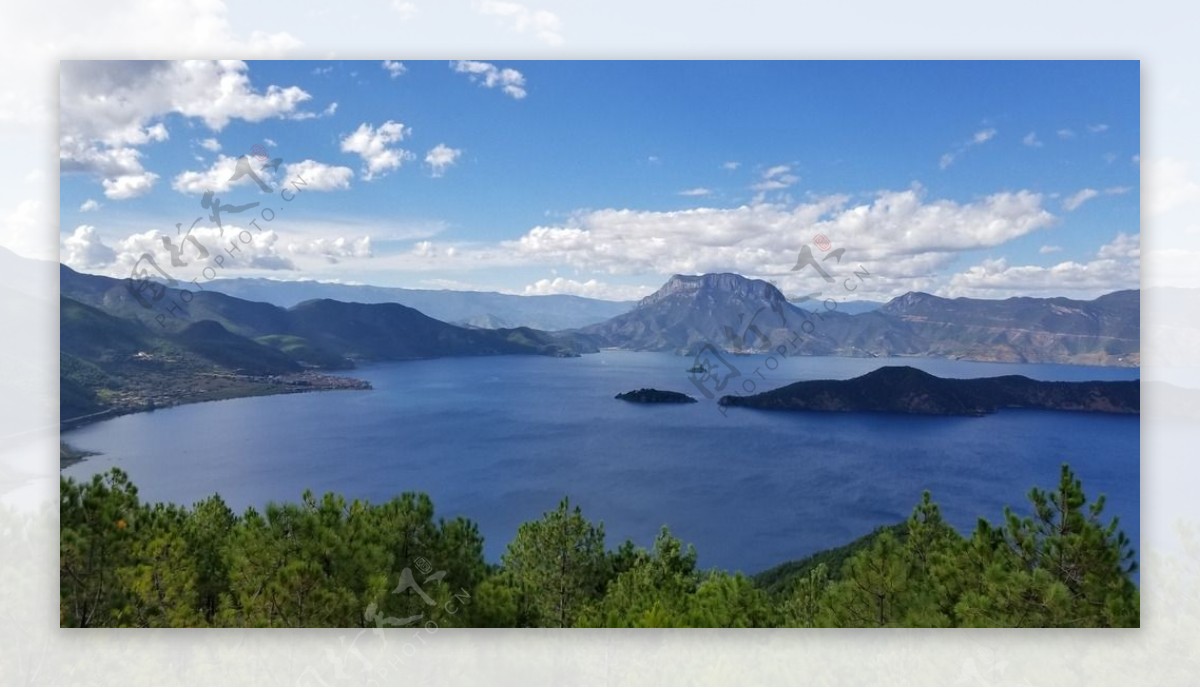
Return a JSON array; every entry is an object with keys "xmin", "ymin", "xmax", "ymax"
[{"xmin": 63, "ymin": 353, "xmax": 1140, "ymax": 573}]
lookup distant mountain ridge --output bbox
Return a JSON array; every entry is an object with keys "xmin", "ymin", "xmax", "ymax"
[
  {"xmin": 59, "ymin": 265, "xmax": 597, "ymax": 423},
  {"xmin": 580, "ymin": 273, "xmax": 1139, "ymax": 367},
  {"xmin": 204, "ymin": 277, "xmax": 635, "ymax": 330}
]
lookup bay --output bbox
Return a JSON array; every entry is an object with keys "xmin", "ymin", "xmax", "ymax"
[{"xmin": 62, "ymin": 352, "xmax": 1140, "ymax": 574}]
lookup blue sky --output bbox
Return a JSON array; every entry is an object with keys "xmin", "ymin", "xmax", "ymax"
[{"xmin": 59, "ymin": 60, "xmax": 1140, "ymax": 301}]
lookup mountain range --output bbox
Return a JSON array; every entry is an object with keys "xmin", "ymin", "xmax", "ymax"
[
  {"xmin": 59, "ymin": 264, "xmax": 1140, "ymax": 423},
  {"xmin": 59, "ymin": 265, "xmax": 595, "ymax": 421},
  {"xmin": 579, "ymin": 273, "xmax": 1139, "ymax": 366},
  {"xmin": 204, "ymin": 277, "xmax": 636, "ymax": 330}
]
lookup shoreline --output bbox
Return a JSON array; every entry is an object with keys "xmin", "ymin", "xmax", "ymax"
[{"xmin": 60, "ymin": 371, "xmax": 372, "ymax": 434}]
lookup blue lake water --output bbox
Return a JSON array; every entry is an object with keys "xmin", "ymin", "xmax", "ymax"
[{"xmin": 62, "ymin": 352, "xmax": 1141, "ymax": 574}]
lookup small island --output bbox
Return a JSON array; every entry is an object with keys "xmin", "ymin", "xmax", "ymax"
[
  {"xmin": 718, "ymin": 366, "xmax": 1139, "ymax": 416},
  {"xmin": 616, "ymin": 388, "xmax": 699, "ymax": 404}
]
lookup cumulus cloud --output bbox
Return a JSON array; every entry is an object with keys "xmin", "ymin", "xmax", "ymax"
[
  {"xmin": 451, "ymin": 60, "xmax": 527, "ymax": 99},
  {"xmin": 722, "ymin": 161, "xmax": 741, "ymax": 171},
  {"xmin": 1088, "ymin": 123, "xmax": 1110, "ymax": 134},
  {"xmin": 946, "ymin": 233, "xmax": 1139, "ymax": 298},
  {"xmin": 1023, "ymin": 132, "xmax": 1043, "ymax": 148},
  {"xmin": 939, "ymin": 128, "xmax": 998, "ymax": 169},
  {"xmin": 424, "ymin": 144, "xmax": 462, "ymax": 177},
  {"xmin": 172, "ymin": 155, "xmax": 277, "ymax": 195},
  {"xmin": 382, "ymin": 60, "xmax": 407, "ymax": 78},
  {"xmin": 282, "ymin": 160, "xmax": 354, "ymax": 191},
  {"xmin": 476, "ymin": 0, "xmax": 564, "ymax": 45},
  {"xmin": 61, "ymin": 225, "xmax": 116, "ymax": 269},
  {"xmin": 79, "ymin": 199, "xmax": 101, "ymax": 212},
  {"xmin": 59, "ymin": 61, "xmax": 312, "ymax": 201},
  {"xmin": 287, "ymin": 236, "xmax": 372, "ymax": 262},
  {"xmin": 521, "ymin": 277, "xmax": 649, "ymax": 301},
  {"xmin": 501, "ymin": 187, "xmax": 1056, "ymax": 299},
  {"xmin": 102, "ymin": 172, "xmax": 159, "ymax": 200},
  {"xmin": 1057, "ymin": 128, "xmax": 1076, "ymax": 139},
  {"xmin": 340, "ymin": 121, "xmax": 414, "ymax": 180},
  {"xmin": 679, "ymin": 188, "xmax": 712, "ymax": 197},
  {"xmin": 199, "ymin": 138, "xmax": 221, "ymax": 152},
  {"xmin": 1039, "ymin": 245, "xmax": 1062, "ymax": 254},
  {"xmin": 110, "ymin": 225, "xmax": 297, "ymax": 275}
]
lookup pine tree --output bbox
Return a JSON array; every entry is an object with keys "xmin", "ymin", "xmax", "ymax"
[{"xmin": 501, "ymin": 497, "xmax": 607, "ymax": 627}]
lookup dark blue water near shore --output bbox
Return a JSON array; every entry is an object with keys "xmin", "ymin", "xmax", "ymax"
[{"xmin": 63, "ymin": 353, "xmax": 1140, "ymax": 574}]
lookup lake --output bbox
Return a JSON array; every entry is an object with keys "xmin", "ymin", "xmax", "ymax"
[{"xmin": 62, "ymin": 352, "xmax": 1141, "ymax": 574}]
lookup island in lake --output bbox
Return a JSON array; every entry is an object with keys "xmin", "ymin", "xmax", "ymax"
[
  {"xmin": 616, "ymin": 388, "xmax": 699, "ymax": 404},
  {"xmin": 718, "ymin": 366, "xmax": 1139, "ymax": 416}
]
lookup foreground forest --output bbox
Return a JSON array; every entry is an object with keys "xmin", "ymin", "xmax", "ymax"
[{"xmin": 60, "ymin": 464, "xmax": 1139, "ymax": 628}]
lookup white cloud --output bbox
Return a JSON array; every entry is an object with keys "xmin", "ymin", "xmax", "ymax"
[
  {"xmin": 199, "ymin": 137, "xmax": 221, "ymax": 152},
  {"xmin": 1039, "ymin": 245, "xmax": 1062, "ymax": 254},
  {"xmin": 390, "ymin": 1, "xmax": 419, "ymax": 19},
  {"xmin": 751, "ymin": 164, "xmax": 799, "ymax": 192},
  {"xmin": 424, "ymin": 144, "xmax": 462, "ymax": 177},
  {"xmin": 502, "ymin": 187, "xmax": 1055, "ymax": 298},
  {"xmin": 1097, "ymin": 232, "xmax": 1140, "ymax": 260},
  {"xmin": 477, "ymin": 0, "xmax": 564, "ymax": 45},
  {"xmin": 722, "ymin": 161, "xmax": 741, "ymax": 171},
  {"xmin": 1057, "ymin": 128, "xmax": 1076, "ymax": 139},
  {"xmin": 972, "ymin": 128, "xmax": 997, "ymax": 144},
  {"xmin": 110, "ymin": 225, "xmax": 297, "ymax": 275},
  {"xmin": 382, "ymin": 60, "xmax": 407, "ymax": 78},
  {"xmin": 946, "ymin": 233, "xmax": 1139, "ymax": 298},
  {"xmin": 290, "ymin": 101, "xmax": 338, "ymax": 120},
  {"xmin": 679, "ymin": 188, "xmax": 712, "ymax": 197},
  {"xmin": 61, "ymin": 225, "xmax": 116, "ymax": 269},
  {"xmin": 451, "ymin": 60, "xmax": 527, "ymax": 99},
  {"xmin": 287, "ymin": 236, "xmax": 372, "ymax": 262},
  {"xmin": 522, "ymin": 277, "xmax": 648, "ymax": 301},
  {"xmin": 1023, "ymin": 132, "xmax": 1043, "ymax": 148},
  {"xmin": 339, "ymin": 121, "xmax": 414, "ymax": 180},
  {"xmin": 171, "ymin": 155, "xmax": 274, "ymax": 195},
  {"xmin": 282, "ymin": 160, "xmax": 354, "ymax": 191},
  {"xmin": 102, "ymin": 172, "xmax": 158, "ymax": 200},
  {"xmin": 940, "ymin": 128, "xmax": 998, "ymax": 169},
  {"xmin": 59, "ymin": 61, "xmax": 312, "ymax": 201},
  {"xmin": 79, "ymin": 199, "xmax": 101, "ymax": 212},
  {"xmin": 1063, "ymin": 186, "xmax": 1133, "ymax": 212},
  {"xmin": 1063, "ymin": 188, "xmax": 1100, "ymax": 211},
  {"xmin": 1088, "ymin": 123, "xmax": 1110, "ymax": 133},
  {"xmin": 61, "ymin": 61, "xmax": 311, "ymax": 139}
]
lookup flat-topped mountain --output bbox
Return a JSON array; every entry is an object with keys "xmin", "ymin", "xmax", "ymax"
[
  {"xmin": 718, "ymin": 366, "xmax": 1139, "ymax": 416},
  {"xmin": 578, "ymin": 273, "xmax": 1139, "ymax": 366},
  {"xmin": 580, "ymin": 273, "xmax": 813, "ymax": 354}
]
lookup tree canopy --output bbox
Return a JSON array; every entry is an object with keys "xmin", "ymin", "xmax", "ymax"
[{"xmin": 60, "ymin": 463, "xmax": 1138, "ymax": 628}]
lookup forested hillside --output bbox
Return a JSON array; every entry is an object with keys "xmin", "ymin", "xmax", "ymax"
[{"xmin": 60, "ymin": 464, "xmax": 1138, "ymax": 628}]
